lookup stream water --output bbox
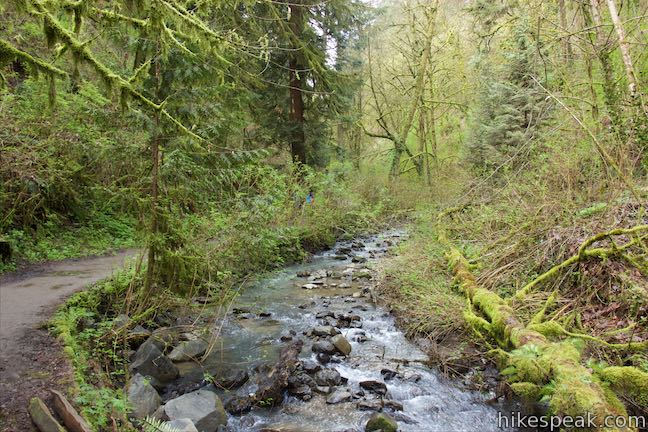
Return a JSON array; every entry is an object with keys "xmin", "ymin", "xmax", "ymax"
[{"xmin": 171, "ymin": 230, "xmax": 518, "ymax": 431}]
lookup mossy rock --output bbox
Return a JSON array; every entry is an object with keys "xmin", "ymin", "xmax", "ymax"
[{"xmin": 365, "ymin": 412, "xmax": 398, "ymax": 432}]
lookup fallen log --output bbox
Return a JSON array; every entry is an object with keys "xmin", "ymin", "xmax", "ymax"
[
  {"xmin": 436, "ymin": 209, "xmax": 638, "ymax": 431},
  {"xmin": 50, "ymin": 390, "xmax": 92, "ymax": 432},
  {"xmin": 28, "ymin": 397, "xmax": 66, "ymax": 432},
  {"xmin": 225, "ymin": 340, "xmax": 303, "ymax": 414}
]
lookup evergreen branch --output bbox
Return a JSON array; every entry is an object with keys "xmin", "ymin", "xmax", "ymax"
[
  {"xmin": 91, "ymin": 7, "xmax": 149, "ymax": 29},
  {"xmin": 0, "ymin": 38, "xmax": 67, "ymax": 78},
  {"xmin": 31, "ymin": 0, "xmax": 204, "ymax": 142}
]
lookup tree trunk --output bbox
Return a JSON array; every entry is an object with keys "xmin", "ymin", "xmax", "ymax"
[
  {"xmin": 557, "ymin": 0, "xmax": 573, "ymax": 64},
  {"xmin": 144, "ymin": 49, "xmax": 162, "ymax": 294},
  {"xmin": 604, "ymin": 0, "xmax": 639, "ymax": 100},
  {"xmin": 288, "ymin": 1, "xmax": 307, "ymax": 165},
  {"xmin": 584, "ymin": 0, "xmax": 624, "ymax": 140}
]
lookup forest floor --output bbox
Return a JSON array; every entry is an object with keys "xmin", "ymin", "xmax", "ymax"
[{"xmin": 0, "ymin": 249, "xmax": 139, "ymax": 432}]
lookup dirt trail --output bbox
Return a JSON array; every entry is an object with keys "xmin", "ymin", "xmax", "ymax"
[{"xmin": 0, "ymin": 250, "xmax": 139, "ymax": 432}]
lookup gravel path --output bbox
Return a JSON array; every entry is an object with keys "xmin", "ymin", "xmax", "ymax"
[{"xmin": 0, "ymin": 250, "xmax": 138, "ymax": 431}]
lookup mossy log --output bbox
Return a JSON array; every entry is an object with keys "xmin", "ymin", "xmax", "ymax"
[{"xmin": 435, "ymin": 210, "xmax": 641, "ymax": 431}]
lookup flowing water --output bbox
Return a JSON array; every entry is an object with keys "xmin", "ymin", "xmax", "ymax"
[{"xmin": 175, "ymin": 230, "xmax": 518, "ymax": 431}]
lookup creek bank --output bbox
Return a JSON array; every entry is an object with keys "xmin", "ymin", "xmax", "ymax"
[{"xmin": 115, "ymin": 230, "xmax": 516, "ymax": 431}]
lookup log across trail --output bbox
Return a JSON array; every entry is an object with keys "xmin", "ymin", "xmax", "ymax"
[{"xmin": 0, "ymin": 250, "xmax": 139, "ymax": 432}]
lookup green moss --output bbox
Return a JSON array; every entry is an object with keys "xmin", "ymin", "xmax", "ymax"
[
  {"xmin": 510, "ymin": 382, "xmax": 542, "ymax": 400},
  {"xmin": 599, "ymin": 366, "xmax": 648, "ymax": 410}
]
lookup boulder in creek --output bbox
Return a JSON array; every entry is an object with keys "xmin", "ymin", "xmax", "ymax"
[
  {"xmin": 166, "ymin": 418, "xmax": 199, "ymax": 432},
  {"xmin": 214, "ymin": 369, "xmax": 249, "ymax": 390},
  {"xmin": 331, "ymin": 334, "xmax": 352, "ymax": 356},
  {"xmin": 129, "ymin": 343, "xmax": 179, "ymax": 386},
  {"xmin": 301, "ymin": 283, "xmax": 319, "ymax": 290},
  {"xmin": 351, "ymin": 255, "xmax": 367, "ymax": 263},
  {"xmin": 127, "ymin": 374, "xmax": 161, "ymax": 419},
  {"xmin": 380, "ymin": 367, "xmax": 399, "ymax": 381},
  {"xmin": 311, "ymin": 340, "xmax": 336, "ymax": 355},
  {"xmin": 357, "ymin": 400, "xmax": 382, "ymax": 411},
  {"xmin": 314, "ymin": 368, "xmax": 342, "ymax": 386},
  {"xmin": 333, "ymin": 254, "xmax": 348, "ymax": 260},
  {"xmin": 383, "ymin": 400, "xmax": 404, "ymax": 411},
  {"xmin": 311, "ymin": 326, "xmax": 339, "ymax": 337},
  {"xmin": 164, "ymin": 389, "xmax": 227, "ymax": 432},
  {"xmin": 287, "ymin": 384, "xmax": 312, "ymax": 401},
  {"xmin": 316, "ymin": 353, "xmax": 331, "ymax": 364},
  {"xmin": 300, "ymin": 359, "xmax": 321, "ymax": 374},
  {"xmin": 168, "ymin": 339, "xmax": 208, "ymax": 362},
  {"xmin": 326, "ymin": 390, "xmax": 352, "ymax": 404},
  {"xmin": 359, "ymin": 380, "xmax": 388, "ymax": 396},
  {"xmin": 365, "ymin": 412, "xmax": 398, "ymax": 432},
  {"xmin": 354, "ymin": 270, "xmax": 372, "ymax": 280},
  {"xmin": 288, "ymin": 373, "xmax": 317, "ymax": 389}
]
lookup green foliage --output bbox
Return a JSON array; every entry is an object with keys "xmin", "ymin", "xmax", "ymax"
[
  {"xmin": 467, "ymin": 17, "xmax": 545, "ymax": 174},
  {"xmin": 50, "ymin": 267, "xmax": 139, "ymax": 429}
]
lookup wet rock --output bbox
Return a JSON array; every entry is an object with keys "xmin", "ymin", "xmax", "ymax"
[
  {"xmin": 311, "ymin": 340, "xmax": 336, "ymax": 355},
  {"xmin": 392, "ymin": 412, "xmax": 419, "ymax": 424},
  {"xmin": 300, "ymin": 360, "xmax": 321, "ymax": 374},
  {"xmin": 315, "ymin": 311, "xmax": 335, "ymax": 319},
  {"xmin": 215, "ymin": 369, "xmax": 249, "ymax": 390},
  {"xmin": 326, "ymin": 390, "xmax": 352, "ymax": 404},
  {"xmin": 168, "ymin": 339, "xmax": 208, "ymax": 362},
  {"xmin": 297, "ymin": 270, "xmax": 311, "ymax": 277},
  {"xmin": 288, "ymin": 373, "xmax": 317, "ymax": 389},
  {"xmin": 313, "ymin": 386, "xmax": 331, "ymax": 395},
  {"xmin": 380, "ymin": 368, "xmax": 399, "ymax": 381},
  {"xmin": 383, "ymin": 400, "xmax": 404, "ymax": 411},
  {"xmin": 338, "ymin": 283, "xmax": 351, "ymax": 289},
  {"xmin": 333, "ymin": 254, "xmax": 348, "ymax": 260},
  {"xmin": 337, "ymin": 246, "xmax": 352, "ymax": 254},
  {"xmin": 301, "ymin": 283, "xmax": 319, "ymax": 290},
  {"xmin": 224, "ymin": 396, "xmax": 253, "ymax": 415},
  {"xmin": 359, "ymin": 380, "xmax": 387, "ymax": 396},
  {"xmin": 232, "ymin": 307, "xmax": 251, "ymax": 315},
  {"xmin": 312, "ymin": 326, "xmax": 339, "ymax": 337},
  {"xmin": 365, "ymin": 412, "xmax": 398, "ymax": 432},
  {"xmin": 129, "ymin": 342, "xmax": 179, "ymax": 386},
  {"xmin": 288, "ymin": 384, "xmax": 313, "ymax": 401},
  {"xmin": 352, "ymin": 292, "xmax": 362, "ymax": 298},
  {"xmin": 316, "ymin": 353, "xmax": 331, "ymax": 364},
  {"xmin": 351, "ymin": 255, "xmax": 367, "ymax": 263},
  {"xmin": 331, "ymin": 334, "xmax": 352, "ymax": 356},
  {"xmin": 259, "ymin": 311, "xmax": 273, "ymax": 318},
  {"xmin": 405, "ymin": 373, "xmax": 422, "ymax": 383},
  {"xmin": 165, "ymin": 389, "xmax": 227, "ymax": 432},
  {"xmin": 280, "ymin": 334, "xmax": 293, "ymax": 342},
  {"xmin": 288, "ymin": 384, "xmax": 312, "ymax": 400},
  {"xmin": 237, "ymin": 313, "xmax": 256, "ymax": 319},
  {"xmin": 166, "ymin": 418, "xmax": 199, "ymax": 432},
  {"xmin": 314, "ymin": 368, "xmax": 342, "ymax": 386},
  {"xmin": 357, "ymin": 400, "xmax": 381, "ymax": 411},
  {"xmin": 298, "ymin": 302, "xmax": 315, "ymax": 309},
  {"xmin": 127, "ymin": 374, "xmax": 161, "ymax": 419}
]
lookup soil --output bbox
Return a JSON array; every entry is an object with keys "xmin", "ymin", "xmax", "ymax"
[{"xmin": 0, "ymin": 250, "xmax": 138, "ymax": 432}]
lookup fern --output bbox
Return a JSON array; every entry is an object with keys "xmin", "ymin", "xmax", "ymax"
[{"xmin": 141, "ymin": 416, "xmax": 181, "ymax": 432}]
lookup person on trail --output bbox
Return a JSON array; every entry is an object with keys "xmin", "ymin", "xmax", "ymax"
[{"xmin": 306, "ymin": 190, "xmax": 314, "ymax": 205}]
